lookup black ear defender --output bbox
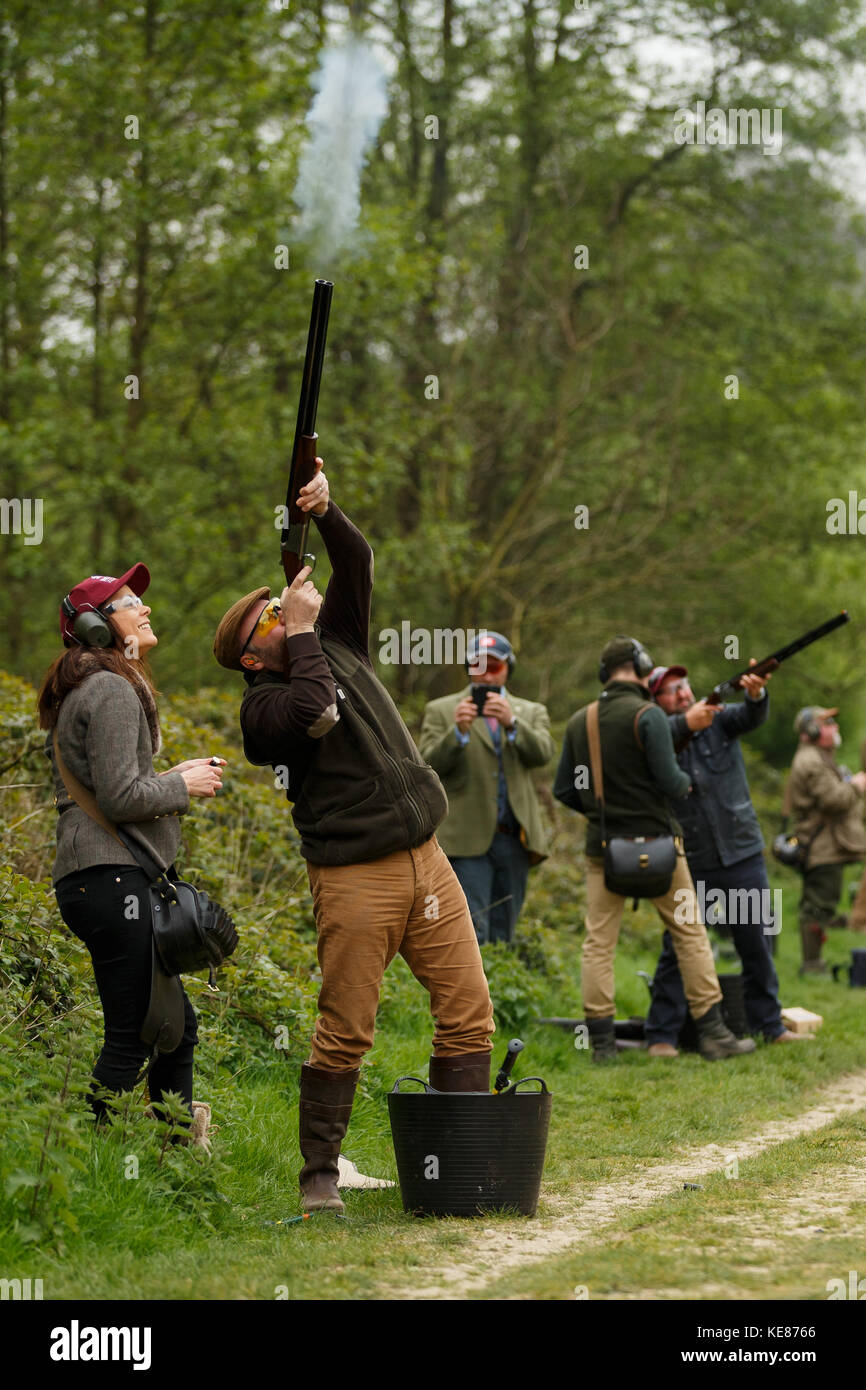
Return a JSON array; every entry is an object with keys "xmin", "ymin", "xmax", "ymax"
[
  {"xmin": 61, "ymin": 594, "xmax": 114, "ymax": 648},
  {"xmin": 598, "ymin": 638, "xmax": 655, "ymax": 685}
]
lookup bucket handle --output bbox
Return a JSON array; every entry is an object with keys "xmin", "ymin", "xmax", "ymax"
[
  {"xmin": 391, "ymin": 1075, "xmax": 549, "ymax": 1095},
  {"xmin": 499, "ymin": 1076, "xmax": 548, "ymax": 1096}
]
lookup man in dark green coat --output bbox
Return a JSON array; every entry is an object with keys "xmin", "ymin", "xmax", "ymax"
[{"xmin": 554, "ymin": 635, "xmax": 754, "ymax": 1062}]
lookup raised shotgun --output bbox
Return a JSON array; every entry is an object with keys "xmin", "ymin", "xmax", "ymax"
[
  {"xmin": 703, "ymin": 611, "xmax": 850, "ymax": 705},
  {"xmin": 280, "ymin": 278, "xmax": 334, "ymax": 585}
]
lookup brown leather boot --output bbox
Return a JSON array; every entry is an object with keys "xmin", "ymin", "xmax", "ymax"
[
  {"xmin": 428, "ymin": 1052, "xmax": 491, "ymax": 1092},
  {"xmin": 298, "ymin": 1062, "xmax": 359, "ymax": 1214}
]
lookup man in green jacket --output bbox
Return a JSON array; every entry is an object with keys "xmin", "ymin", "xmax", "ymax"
[
  {"xmin": 419, "ymin": 632, "xmax": 555, "ymax": 944},
  {"xmin": 553, "ymin": 635, "xmax": 755, "ymax": 1062},
  {"xmin": 788, "ymin": 707, "xmax": 866, "ymax": 972}
]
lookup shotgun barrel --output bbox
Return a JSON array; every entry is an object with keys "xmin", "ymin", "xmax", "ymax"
[
  {"xmin": 280, "ymin": 278, "xmax": 334, "ymax": 584},
  {"xmin": 704, "ymin": 611, "xmax": 850, "ymax": 705}
]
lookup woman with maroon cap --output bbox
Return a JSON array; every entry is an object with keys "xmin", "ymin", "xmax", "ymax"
[{"xmin": 37, "ymin": 564, "xmax": 224, "ymax": 1139}]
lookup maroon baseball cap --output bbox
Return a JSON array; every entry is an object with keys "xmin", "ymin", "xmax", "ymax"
[
  {"xmin": 60, "ymin": 564, "xmax": 151, "ymax": 646},
  {"xmin": 648, "ymin": 664, "xmax": 688, "ymax": 697}
]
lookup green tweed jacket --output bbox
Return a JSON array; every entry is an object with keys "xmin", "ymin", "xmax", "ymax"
[{"xmin": 418, "ymin": 685, "xmax": 555, "ymax": 862}]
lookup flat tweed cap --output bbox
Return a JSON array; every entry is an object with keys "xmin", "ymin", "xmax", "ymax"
[{"xmin": 213, "ymin": 586, "xmax": 270, "ymax": 671}]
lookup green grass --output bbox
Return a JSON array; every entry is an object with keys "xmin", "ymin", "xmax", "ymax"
[
  {"xmin": 3, "ymin": 893, "xmax": 866, "ymax": 1302},
  {"xmin": 3, "ymin": 670, "xmax": 865, "ymax": 1302}
]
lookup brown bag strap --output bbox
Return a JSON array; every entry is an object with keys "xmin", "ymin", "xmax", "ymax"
[
  {"xmin": 53, "ymin": 732, "xmax": 168, "ymax": 880},
  {"xmin": 586, "ymin": 700, "xmax": 604, "ymax": 806},
  {"xmin": 589, "ymin": 699, "xmax": 650, "ymax": 790},
  {"xmin": 53, "ymin": 731, "xmax": 123, "ymax": 844},
  {"xmin": 633, "ymin": 701, "xmax": 654, "ymax": 748}
]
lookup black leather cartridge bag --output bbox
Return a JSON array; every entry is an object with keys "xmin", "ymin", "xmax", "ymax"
[
  {"xmin": 135, "ymin": 847, "xmax": 238, "ymax": 983},
  {"xmin": 585, "ymin": 700, "xmax": 678, "ymax": 899}
]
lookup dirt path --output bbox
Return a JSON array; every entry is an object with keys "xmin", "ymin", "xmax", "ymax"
[
  {"xmin": 606, "ymin": 1161, "xmax": 866, "ymax": 1300},
  {"xmin": 382, "ymin": 1070, "xmax": 866, "ymax": 1301}
]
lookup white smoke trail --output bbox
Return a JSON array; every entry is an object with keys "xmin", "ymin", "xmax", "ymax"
[{"xmin": 293, "ymin": 39, "xmax": 389, "ymax": 261}]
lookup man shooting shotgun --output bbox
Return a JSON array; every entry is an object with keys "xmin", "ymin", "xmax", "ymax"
[
  {"xmin": 213, "ymin": 281, "xmax": 494, "ymax": 1216},
  {"xmin": 641, "ymin": 611, "xmax": 852, "ymax": 1049}
]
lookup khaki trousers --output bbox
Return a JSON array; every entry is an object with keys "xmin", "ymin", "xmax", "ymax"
[
  {"xmin": 583, "ymin": 853, "xmax": 722, "ymax": 1021},
  {"xmin": 306, "ymin": 835, "xmax": 495, "ymax": 1071}
]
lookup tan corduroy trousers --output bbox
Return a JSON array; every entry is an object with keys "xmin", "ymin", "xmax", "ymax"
[{"xmin": 306, "ymin": 835, "xmax": 495, "ymax": 1070}]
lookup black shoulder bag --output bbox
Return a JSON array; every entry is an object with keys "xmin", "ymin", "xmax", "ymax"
[{"xmin": 585, "ymin": 700, "xmax": 678, "ymax": 901}]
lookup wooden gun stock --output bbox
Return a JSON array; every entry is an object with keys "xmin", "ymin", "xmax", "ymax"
[{"xmin": 281, "ymin": 433, "xmax": 320, "ymax": 585}]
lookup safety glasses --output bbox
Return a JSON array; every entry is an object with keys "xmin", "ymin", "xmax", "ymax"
[
  {"xmin": 102, "ymin": 594, "xmax": 145, "ymax": 616},
  {"xmin": 240, "ymin": 598, "xmax": 281, "ymax": 662}
]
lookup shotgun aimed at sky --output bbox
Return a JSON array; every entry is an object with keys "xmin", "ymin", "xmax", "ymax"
[
  {"xmin": 280, "ymin": 279, "xmax": 333, "ymax": 585},
  {"xmin": 278, "ymin": 37, "xmax": 388, "ymax": 583},
  {"xmin": 703, "ymin": 611, "xmax": 851, "ymax": 705}
]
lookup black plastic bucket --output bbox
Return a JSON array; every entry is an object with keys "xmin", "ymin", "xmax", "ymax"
[{"xmin": 387, "ymin": 1075, "xmax": 551, "ymax": 1217}]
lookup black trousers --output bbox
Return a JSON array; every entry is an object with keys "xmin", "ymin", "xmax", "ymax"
[
  {"xmin": 645, "ymin": 852, "xmax": 784, "ymax": 1043},
  {"xmin": 55, "ymin": 864, "xmax": 198, "ymax": 1119}
]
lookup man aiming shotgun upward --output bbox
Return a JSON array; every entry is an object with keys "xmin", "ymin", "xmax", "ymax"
[
  {"xmin": 644, "ymin": 661, "xmax": 807, "ymax": 1051},
  {"xmin": 554, "ymin": 635, "xmax": 755, "ymax": 1063},
  {"xmin": 213, "ymin": 460, "xmax": 494, "ymax": 1215}
]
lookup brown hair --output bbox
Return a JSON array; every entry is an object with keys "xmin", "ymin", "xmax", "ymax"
[{"xmin": 37, "ymin": 645, "xmax": 158, "ymax": 730}]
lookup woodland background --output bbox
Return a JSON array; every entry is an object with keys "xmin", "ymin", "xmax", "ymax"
[
  {"xmin": 3, "ymin": 1, "xmax": 866, "ymax": 1303},
  {"xmin": 1, "ymin": 1, "xmax": 866, "ymax": 762}
]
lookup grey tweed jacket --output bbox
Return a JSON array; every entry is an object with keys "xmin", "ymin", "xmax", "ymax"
[{"xmin": 48, "ymin": 670, "xmax": 190, "ymax": 884}]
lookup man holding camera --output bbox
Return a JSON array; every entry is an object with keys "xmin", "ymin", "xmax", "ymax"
[
  {"xmin": 419, "ymin": 632, "xmax": 555, "ymax": 944},
  {"xmin": 553, "ymin": 635, "xmax": 754, "ymax": 1062}
]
